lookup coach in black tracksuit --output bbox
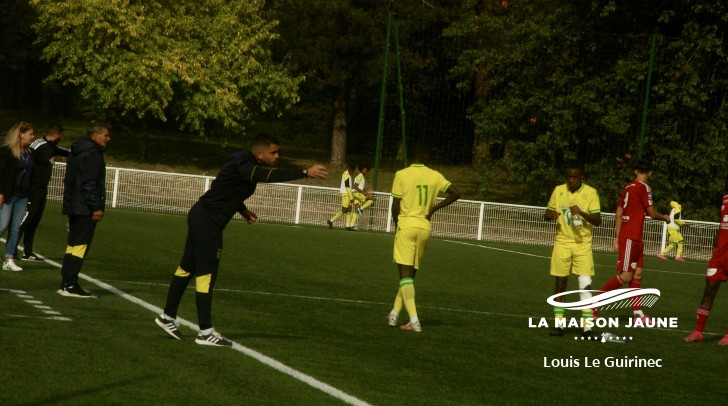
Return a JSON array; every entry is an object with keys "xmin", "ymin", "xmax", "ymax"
[
  {"xmin": 154, "ymin": 136, "xmax": 327, "ymax": 347},
  {"xmin": 57, "ymin": 124, "xmax": 110, "ymax": 298},
  {"xmin": 18, "ymin": 125, "xmax": 70, "ymax": 261}
]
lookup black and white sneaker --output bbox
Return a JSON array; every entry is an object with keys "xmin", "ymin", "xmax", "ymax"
[
  {"xmin": 155, "ymin": 315, "xmax": 183, "ymax": 340},
  {"xmin": 57, "ymin": 285, "xmax": 96, "ymax": 298},
  {"xmin": 195, "ymin": 329, "xmax": 233, "ymax": 347},
  {"xmin": 21, "ymin": 253, "xmax": 44, "ymax": 262}
]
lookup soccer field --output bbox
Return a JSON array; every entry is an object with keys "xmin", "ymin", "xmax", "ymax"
[{"xmin": 1, "ymin": 204, "xmax": 725, "ymax": 405}]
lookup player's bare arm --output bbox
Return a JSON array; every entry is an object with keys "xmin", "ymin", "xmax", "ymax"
[
  {"xmin": 646, "ymin": 205, "xmax": 670, "ymax": 222},
  {"xmin": 391, "ymin": 197, "xmax": 401, "ymax": 228},
  {"xmin": 544, "ymin": 209, "xmax": 560, "ymax": 221},
  {"xmin": 570, "ymin": 205, "xmax": 602, "ymax": 227},
  {"xmin": 426, "ymin": 184, "xmax": 461, "ymax": 221},
  {"xmin": 612, "ymin": 205, "xmax": 624, "ymax": 252}
]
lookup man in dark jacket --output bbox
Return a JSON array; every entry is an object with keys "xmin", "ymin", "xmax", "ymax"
[
  {"xmin": 154, "ymin": 135, "xmax": 327, "ymax": 346},
  {"xmin": 57, "ymin": 124, "xmax": 110, "ymax": 298},
  {"xmin": 19, "ymin": 124, "xmax": 70, "ymax": 261}
]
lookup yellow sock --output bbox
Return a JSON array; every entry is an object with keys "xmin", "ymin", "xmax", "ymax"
[
  {"xmin": 676, "ymin": 243, "xmax": 684, "ymax": 258},
  {"xmin": 330, "ymin": 211, "xmax": 343, "ymax": 222},
  {"xmin": 554, "ymin": 306, "xmax": 564, "ymax": 322},
  {"xmin": 361, "ymin": 200, "xmax": 374, "ymax": 210},
  {"xmin": 345, "ymin": 212, "xmax": 352, "ymax": 227},
  {"xmin": 399, "ymin": 278, "xmax": 417, "ymax": 323},
  {"xmin": 350, "ymin": 212, "xmax": 359, "ymax": 227},
  {"xmin": 392, "ymin": 288, "xmax": 403, "ymax": 314}
]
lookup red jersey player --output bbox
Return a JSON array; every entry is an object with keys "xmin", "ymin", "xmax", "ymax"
[
  {"xmin": 598, "ymin": 159, "xmax": 669, "ymax": 322},
  {"xmin": 684, "ymin": 177, "xmax": 728, "ymax": 345}
]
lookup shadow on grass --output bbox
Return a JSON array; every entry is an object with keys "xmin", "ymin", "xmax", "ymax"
[{"xmin": 23, "ymin": 375, "xmax": 156, "ymax": 406}]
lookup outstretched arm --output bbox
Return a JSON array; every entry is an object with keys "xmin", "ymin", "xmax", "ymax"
[{"xmin": 246, "ymin": 164, "xmax": 328, "ymax": 183}]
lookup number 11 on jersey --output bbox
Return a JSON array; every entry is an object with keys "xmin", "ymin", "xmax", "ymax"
[{"xmin": 417, "ymin": 184, "xmax": 429, "ymax": 206}]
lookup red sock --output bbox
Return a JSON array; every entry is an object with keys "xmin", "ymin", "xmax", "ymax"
[
  {"xmin": 696, "ymin": 305, "xmax": 710, "ymax": 333},
  {"xmin": 629, "ymin": 278, "xmax": 642, "ymax": 312},
  {"xmin": 600, "ymin": 275, "xmax": 625, "ymax": 292}
]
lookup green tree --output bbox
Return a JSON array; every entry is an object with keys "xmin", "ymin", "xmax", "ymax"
[
  {"xmin": 266, "ymin": 0, "xmax": 386, "ymax": 166},
  {"xmin": 446, "ymin": 0, "xmax": 728, "ymax": 217},
  {"xmin": 31, "ymin": 0, "xmax": 301, "ymax": 159}
]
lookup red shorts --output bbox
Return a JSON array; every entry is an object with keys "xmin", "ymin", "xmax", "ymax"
[
  {"xmin": 707, "ymin": 250, "xmax": 728, "ymax": 282},
  {"xmin": 616, "ymin": 238, "xmax": 643, "ymax": 273}
]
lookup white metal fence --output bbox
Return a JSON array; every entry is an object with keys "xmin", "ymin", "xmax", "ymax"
[{"xmin": 47, "ymin": 163, "xmax": 720, "ymax": 261}]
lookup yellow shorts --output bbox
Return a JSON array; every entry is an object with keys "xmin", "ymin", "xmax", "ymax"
[
  {"xmin": 667, "ymin": 228, "xmax": 684, "ymax": 243},
  {"xmin": 393, "ymin": 227, "xmax": 430, "ymax": 269},
  {"xmin": 340, "ymin": 193, "xmax": 352, "ymax": 208},
  {"xmin": 549, "ymin": 242, "xmax": 594, "ymax": 277},
  {"xmin": 352, "ymin": 192, "xmax": 367, "ymax": 205}
]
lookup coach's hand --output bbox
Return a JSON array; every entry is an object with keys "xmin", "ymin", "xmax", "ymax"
[
  {"xmin": 242, "ymin": 209, "xmax": 259, "ymax": 224},
  {"xmin": 92, "ymin": 209, "xmax": 104, "ymax": 222},
  {"xmin": 306, "ymin": 165, "xmax": 328, "ymax": 179}
]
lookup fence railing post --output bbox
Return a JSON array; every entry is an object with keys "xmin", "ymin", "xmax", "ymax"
[
  {"xmin": 386, "ymin": 195, "xmax": 393, "ymax": 232},
  {"xmin": 477, "ymin": 202, "xmax": 485, "ymax": 241},
  {"xmin": 295, "ymin": 185, "xmax": 303, "ymax": 224},
  {"xmin": 112, "ymin": 168, "xmax": 120, "ymax": 208}
]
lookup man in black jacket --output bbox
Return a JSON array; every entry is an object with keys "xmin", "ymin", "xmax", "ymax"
[
  {"xmin": 19, "ymin": 124, "xmax": 70, "ymax": 262},
  {"xmin": 57, "ymin": 124, "xmax": 110, "ymax": 298},
  {"xmin": 155, "ymin": 135, "xmax": 327, "ymax": 347}
]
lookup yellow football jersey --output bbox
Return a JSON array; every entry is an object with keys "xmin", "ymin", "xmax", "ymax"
[
  {"xmin": 546, "ymin": 183, "xmax": 601, "ymax": 244},
  {"xmin": 391, "ymin": 164, "xmax": 452, "ymax": 230}
]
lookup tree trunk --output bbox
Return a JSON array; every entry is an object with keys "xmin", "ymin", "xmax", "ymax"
[
  {"xmin": 472, "ymin": 63, "xmax": 490, "ymax": 168},
  {"xmin": 330, "ymin": 97, "xmax": 347, "ymax": 167},
  {"xmin": 139, "ymin": 116, "xmax": 149, "ymax": 161}
]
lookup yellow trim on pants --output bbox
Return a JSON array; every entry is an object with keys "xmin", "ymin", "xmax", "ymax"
[
  {"xmin": 196, "ymin": 274, "xmax": 212, "ymax": 293},
  {"xmin": 65, "ymin": 245, "xmax": 88, "ymax": 258},
  {"xmin": 175, "ymin": 266, "xmax": 190, "ymax": 278}
]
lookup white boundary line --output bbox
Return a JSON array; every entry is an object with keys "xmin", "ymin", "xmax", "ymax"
[{"xmin": 39, "ymin": 256, "xmax": 372, "ymax": 406}]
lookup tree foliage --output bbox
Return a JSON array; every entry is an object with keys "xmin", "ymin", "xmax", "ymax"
[
  {"xmin": 31, "ymin": 0, "xmax": 301, "ymax": 136},
  {"xmin": 446, "ymin": 0, "xmax": 728, "ymax": 218}
]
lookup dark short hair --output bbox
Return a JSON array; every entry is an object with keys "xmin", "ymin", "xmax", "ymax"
[
  {"xmin": 633, "ymin": 158, "xmax": 652, "ymax": 174},
  {"xmin": 359, "ymin": 164, "xmax": 371, "ymax": 171},
  {"xmin": 87, "ymin": 123, "xmax": 109, "ymax": 138},
  {"xmin": 410, "ymin": 142, "xmax": 429, "ymax": 162},
  {"xmin": 564, "ymin": 162, "xmax": 584, "ymax": 173},
  {"xmin": 251, "ymin": 135, "xmax": 280, "ymax": 150},
  {"xmin": 46, "ymin": 124, "xmax": 64, "ymax": 136}
]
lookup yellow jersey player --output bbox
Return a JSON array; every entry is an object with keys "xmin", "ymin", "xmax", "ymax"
[
  {"xmin": 327, "ymin": 164, "xmax": 355, "ymax": 230},
  {"xmin": 544, "ymin": 164, "xmax": 601, "ymax": 338},
  {"xmin": 658, "ymin": 201, "xmax": 689, "ymax": 261},
  {"xmin": 387, "ymin": 146, "xmax": 461, "ymax": 332},
  {"xmin": 350, "ymin": 164, "xmax": 376, "ymax": 230}
]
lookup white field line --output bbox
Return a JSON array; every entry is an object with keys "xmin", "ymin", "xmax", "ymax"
[
  {"xmin": 95, "ymin": 278, "xmax": 713, "ymax": 336},
  {"xmin": 442, "ymin": 239, "xmax": 706, "ymax": 277},
  {"xmin": 38, "ymin": 256, "xmax": 372, "ymax": 406}
]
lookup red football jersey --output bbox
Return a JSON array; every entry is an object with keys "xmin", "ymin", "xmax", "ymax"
[
  {"xmin": 714, "ymin": 194, "xmax": 728, "ymax": 256},
  {"xmin": 617, "ymin": 180, "xmax": 653, "ymax": 241}
]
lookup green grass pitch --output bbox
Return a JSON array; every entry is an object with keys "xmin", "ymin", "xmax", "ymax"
[{"xmin": 1, "ymin": 203, "xmax": 725, "ymax": 405}]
